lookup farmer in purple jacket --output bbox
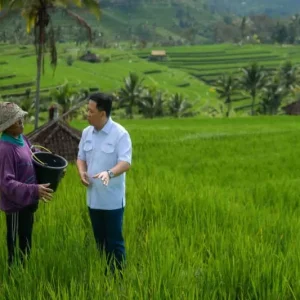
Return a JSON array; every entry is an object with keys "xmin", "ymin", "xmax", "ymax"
[{"xmin": 0, "ymin": 102, "xmax": 53, "ymax": 267}]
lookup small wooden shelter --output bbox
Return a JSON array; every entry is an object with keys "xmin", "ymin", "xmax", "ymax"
[
  {"xmin": 27, "ymin": 101, "xmax": 87, "ymax": 162},
  {"xmin": 148, "ymin": 50, "xmax": 167, "ymax": 61}
]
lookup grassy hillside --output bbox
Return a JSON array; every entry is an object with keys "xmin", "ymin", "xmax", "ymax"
[
  {"xmin": 209, "ymin": 0, "xmax": 300, "ymax": 16},
  {"xmin": 1, "ymin": 43, "xmax": 300, "ymax": 114},
  {"xmin": 0, "ymin": 3, "xmax": 219, "ymax": 44},
  {"xmin": 0, "ymin": 44, "xmax": 216, "ymax": 108},
  {"xmin": 0, "ymin": 1, "xmax": 299, "ymax": 48}
]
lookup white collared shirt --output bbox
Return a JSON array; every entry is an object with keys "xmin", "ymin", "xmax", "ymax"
[{"xmin": 78, "ymin": 118, "xmax": 132, "ymax": 210}]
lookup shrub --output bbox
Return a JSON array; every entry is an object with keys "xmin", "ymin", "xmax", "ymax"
[
  {"xmin": 66, "ymin": 55, "xmax": 74, "ymax": 66},
  {"xmin": 103, "ymin": 56, "xmax": 111, "ymax": 63},
  {"xmin": 143, "ymin": 70, "xmax": 162, "ymax": 75},
  {"xmin": 176, "ymin": 83, "xmax": 190, "ymax": 88},
  {"xmin": 89, "ymin": 87, "xmax": 99, "ymax": 92}
]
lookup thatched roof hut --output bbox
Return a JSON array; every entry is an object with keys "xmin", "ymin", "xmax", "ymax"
[
  {"xmin": 27, "ymin": 120, "xmax": 82, "ymax": 162},
  {"xmin": 149, "ymin": 50, "xmax": 167, "ymax": 61},
  {"xmin": 27, "ymin": 100, "xmax": 87, "ymax": 162}
]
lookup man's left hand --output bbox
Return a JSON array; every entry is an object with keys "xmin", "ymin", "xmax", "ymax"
[{"xmin": 93, "ymin": 171, "xmax": 110, "ymax": 186}]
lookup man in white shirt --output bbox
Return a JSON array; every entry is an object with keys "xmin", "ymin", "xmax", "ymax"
[{"xmin": 77, "ymin": 93, "xmax": 132, "ymax": 275}]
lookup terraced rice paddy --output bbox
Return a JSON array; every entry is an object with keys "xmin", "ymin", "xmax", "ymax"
[
  {"xmin": 0, "ymin": 43, "xmax": 215, "ymax": 107},
  {"xmin": 1, "ymin": 43, "xmax": 300, "ymax": 111},
  {"xmin": 136, "ymin": 44, "xmax": 300, "ymax": 84}
]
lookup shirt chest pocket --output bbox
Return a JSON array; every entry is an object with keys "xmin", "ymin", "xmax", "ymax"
[
  {"xmin": 100, "ymin": 141, "xmax": 117, "ymax": 167},
  {"xmin": 83, "ymin": 141, "xmax": 93, "ymax": 162},
  {"xmin": 101, "ymin": 143, "xmax": 115, "ymax": 154}
]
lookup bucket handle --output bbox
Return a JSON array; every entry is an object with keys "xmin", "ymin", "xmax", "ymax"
[
  {"xmin": 31, "ymin": 145, "xmax": 52, "ymax": 166},
  {"xmin": 32, "ymin": 145, "xmax": 52, "ymax": 153}
]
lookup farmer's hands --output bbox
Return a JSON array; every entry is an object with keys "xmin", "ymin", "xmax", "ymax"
[
  {"xmin": 93, "ymin": 171, "xmax": 110, "ymax": 186},
  {"xmin": 80, "ymin": 172, "xmax": 90, "ymax": 187},
  {"xmin": 38, "ymin": 183, "xmax": 53, "ymax": 203}
]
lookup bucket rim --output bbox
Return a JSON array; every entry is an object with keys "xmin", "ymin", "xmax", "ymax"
[{"xmin": 32, "ymin": 152, "xmax": 68, "ymax": 170}]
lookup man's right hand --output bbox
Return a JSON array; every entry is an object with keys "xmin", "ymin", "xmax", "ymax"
[
  {"xmin": 38, "ymin": 183, "xmax": 53, "ymax": 202},
  {"xmin": 80, "ymin": 172, "xmax": 90, "ymax": 186}
]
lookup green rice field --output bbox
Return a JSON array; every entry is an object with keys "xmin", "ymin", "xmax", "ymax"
[
  {"xmin": 0, "ymin": 43, "xmax": 214, "ymax": 108},
  {"xmin": 2, "ymin": 43, "xmax": 300, "ymax": 111},
  {"xmin": 1, "ymin": 116, "xmax": 300, "ymax": 299},
  {"xmin": 136, "ymin": 44, "xmax": 300, "ymax": 85}
]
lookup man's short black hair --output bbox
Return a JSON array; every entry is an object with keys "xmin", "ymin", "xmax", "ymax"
[{"xmin": 89, "ymin": 92, "xmax": 112, "ymax": 117}]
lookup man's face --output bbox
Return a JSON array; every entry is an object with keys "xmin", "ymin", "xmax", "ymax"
[
  {"xmin": 6, "ymin": 117, "xmax": 24, "ymax": 136},
  {"xmin": 87, "ymin": 100, "xmax": 105, "ymax": 126}
]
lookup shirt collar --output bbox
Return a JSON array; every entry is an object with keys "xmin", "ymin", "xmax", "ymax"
[
  {"xmin": 93, "ymin": 117, "xmax": 113, "ymax": 134},
  {"xmin": 1, "ymin": 133, "xmax": 25, "ymax": 147}
]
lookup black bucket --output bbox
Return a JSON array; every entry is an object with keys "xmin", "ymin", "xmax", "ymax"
[{"xmin": 32, "ymin": 152, "xmax": 68, "ymax": 192}]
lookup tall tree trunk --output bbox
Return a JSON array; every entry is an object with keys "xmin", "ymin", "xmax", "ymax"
[
  {"xmin": 263, "ymin": 104, "xmax": 267, "ymax": 115},
  {"xmin": 34, "ymin": 41, "xmax": 43, "ymax": 130},
  {"xmin": 129, "ymin": 98, "xmax": 134, "ymax": 119},
  {"xmin": 34, "ymin": 20, "xmax": 45, "ymax": 130},
  {"xmin": 226, "ymin": 97, "xmax": 231, "ymax": 117},
  {"xmin": 251, "ymin": 91, "xmax": 256, "ymax": 116}
]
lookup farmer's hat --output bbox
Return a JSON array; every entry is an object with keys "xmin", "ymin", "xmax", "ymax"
[{"xmin": 0, "ymin": 102, "xmax": 28, "ymax": 132}]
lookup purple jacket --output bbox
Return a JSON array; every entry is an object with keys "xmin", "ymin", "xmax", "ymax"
[{"xmin": 0, "ymin": 136, "xmax": 39, "ymax": 213}]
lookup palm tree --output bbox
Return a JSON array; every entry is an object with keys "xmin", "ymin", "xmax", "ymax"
[
  {"xmin": 139, "ymin": 88, "xmax": 165, "ymax": 118},
  {"xmin": 118, "ymin": 72, "xmax": 144, "ymax": 118},
  {"xmin": 168, "ymin": 93, "xmax": 193, "ymax": 118},
  {"xmin": 152, "ymin": 90, "xmax": 165, "ymax": 117},
  {"xmin": 50, "ymin": 82, "xmax": 79, "ymax": 116},
  {"xmin": 0, "ymin": 0, "xmax": 101, "ymax": 130},
  {"xmin": 215, "ymin": 74, "xmax": 239, "ymax": 117},
  {"xmin": 278, "ymin": 61, "xmax": 299, "ymax": 91},
  {"xmin": 240, "ymin": 62, "xmax": 265, "ymax": 115},
  {"xmin": 287, "ymin": 14, "xmax": 300, "ymax": 44},
  {"xmin": 260, "ymin": 76, "xmax": 288, "ymax": 115},
  {"xmin": 20, "ymin": 89, "xmax": 35, "ymax": 121},
  {"xmin": 240, "ymin": 16, "xmax": 247, "ymax": 41}
]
